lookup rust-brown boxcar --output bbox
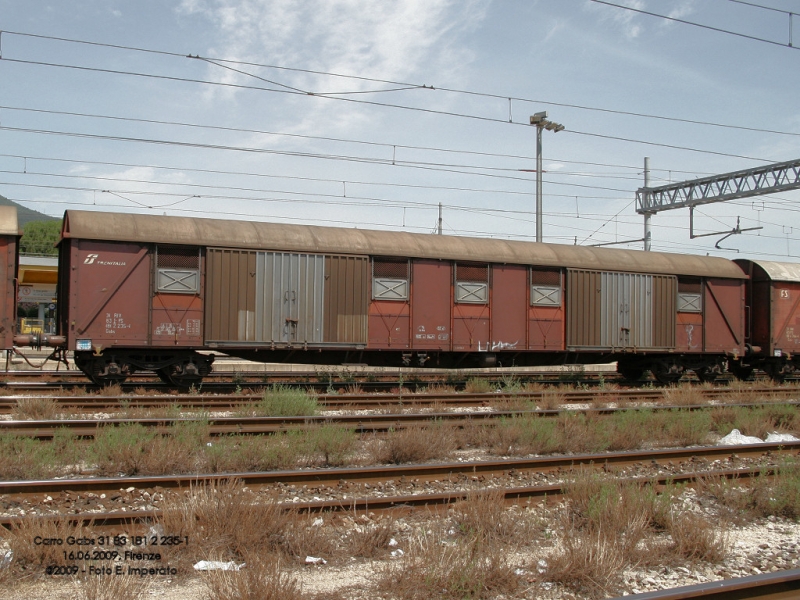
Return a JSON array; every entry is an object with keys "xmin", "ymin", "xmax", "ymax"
[
  {"xmin": 734, "ymin": 259, "xmax": 800, "ymax": 381},
  {"xmin": 0, "ymin": 206, "xmax": 20, "ymax": 351},
  {"xmin": 55, "ymin": 210, "xmax": 749, "ymax": 385}
]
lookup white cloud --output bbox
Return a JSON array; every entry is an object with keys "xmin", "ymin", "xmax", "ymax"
[{"xmin": 176, "ymin": 0, "xmax": 489, "ymax": 133}]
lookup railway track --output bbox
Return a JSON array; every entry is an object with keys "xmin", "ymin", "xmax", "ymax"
[
  {"xmin": 3, "ymin": 400, "xmax": 800, "ymax": 438},
  {"xmin": 1, "ymin": 385, "xmax": 798, "ymax": 415},
  {"xmin": 0, "ymin": 463, "xmax": 784, "ymax": 529},
  {"xmin": 1, "ymin": 366, "xmax": 791, "ymax": 394},
  {"xmin": 612, "ymin": 568, "xmax": 800, "ymax": 599},
  {"xmin": 1, "ymin": 441, "xmax": 794, "ymax": 498}
]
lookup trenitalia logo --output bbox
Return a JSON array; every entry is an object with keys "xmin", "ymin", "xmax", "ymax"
[{"xmin": 83, "ymin": 254, "xmax": 127, "ymax": 266}]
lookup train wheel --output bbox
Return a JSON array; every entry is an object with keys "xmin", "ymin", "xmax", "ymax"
[
  {"xmin": 763, "ymin": 362, "xmax": 788, "ymax": 384},
  {"xmin": 651, "ymin": 362, "xmax": 683, "ymax": 385},
  {"xmin": 75, "ymin": 353, "xmax": 130, "ymax": 386},
  {"xmin": 157, "ymin": 356, "xmax": 211, "ymax": 390},
  {"xmin": 730, "ymin": 365, "xmax": 754, "ymax": 381}
]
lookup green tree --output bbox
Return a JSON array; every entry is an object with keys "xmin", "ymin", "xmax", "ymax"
[{"xmin": 19, "ymin": 220, "xmax": 61, "ymax": 256}]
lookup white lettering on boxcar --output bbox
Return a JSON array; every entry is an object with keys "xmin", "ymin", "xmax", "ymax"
[
  {"xmin": 105, "ymin": 312, "xmax": 131, "ymax": 334},
  {"xmin": 155, "ymin": 322, "xmax": 185, "ymax": 336},
  {"xmin": 186, "ymin": 319, "xmax": 201, "ymax": 336}
]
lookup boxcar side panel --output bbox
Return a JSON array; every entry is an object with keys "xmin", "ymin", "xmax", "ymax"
[
  {"xmin": 369, "ymin": 301, "xmax": 410, "ymax": 349},
  {"xmin": 150, "ymin": 246, "xmax": 204, "ymax": 347},
  {"xmin": 770, "ymin": 282, "xmax": 800, "ymax": 355},
  {"xmin": 411, "ymin": 260, "xmax": 451, "ymax": 350},
  {"xmin": 452, "ymin": 303, "xmax": 489, "ymax": 351},
  {"xmin": 324, "ymin": 255, "xmax": 368, "ymax": 344},
  {"xmin": 676, "ymin": 313, "xmax": 703, "ymax": 352},
  {"xmin": 205, "ymin": 248, "xmax": 257, "ymax": 342},
  {"xmin": 491, "ymin": 265, "xmax": 528, "ymax": 351},
  {"xmin": 69, "ymin": 240, "xmax": 151, "ymax": 348},
  {"xmin": 703, "ymin": 278, "xmax": 745, "ymax": 354},
  {"xmin": 0, "ymin": 238, "xmax": 17, "ymax": 350}
]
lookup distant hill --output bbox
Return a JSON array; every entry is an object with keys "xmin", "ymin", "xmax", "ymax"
[{"xmin": 0, "ymin": 194, "xmax": 57, "ymax": 227}]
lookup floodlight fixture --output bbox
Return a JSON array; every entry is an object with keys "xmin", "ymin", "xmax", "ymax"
[{"xmin": 529, "ymin": 112, "xmax": 565, "ymax": 243}]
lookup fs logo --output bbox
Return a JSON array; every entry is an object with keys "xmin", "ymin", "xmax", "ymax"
[{"xmin": 84, "ymin": 254, "xmax": 99, "ymax": 265}]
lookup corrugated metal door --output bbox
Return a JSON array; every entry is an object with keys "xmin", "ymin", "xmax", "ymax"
[
  {"xmin": 567, "ymin": 270, "xmax": 675, "ymax": 351},
  {"xmin": 566, "ymin": 270, "xmax": 602, "ymax": 348},
  {"xmin": 324, "ymin": 255, "xmax": 368, "ymax": 344},
  {"xmin": 703, "ymin": 278, "xmax": 744, "ymax": 353},
  {"xmin": 600, "ymin": 272, "xmax": 652, "ymax": 348},
  {"xmin": 205, "ymin": 249, "xmax": 257, "ymax": 342},
  {"xmin": 256, "ymin": 252, "xmax": 325, "ymax": 344}
]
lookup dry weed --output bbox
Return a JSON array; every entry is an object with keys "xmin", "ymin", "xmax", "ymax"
[
  {"xmin": 664, "ymin": 384, "xmax": 707, "ymax": 407},
  {"xmin": 483, "ymin": 414, "xmax": 564, "ymax": 456},
  {"xmin": 158, "ymin": 480, "xmax": 288, "ymax": 567},
  {"xmin": 450, "ymin": 490, "xmax": 540, "ymax": 546},
  {"xmin": 1, "ymin": 517, "xmax": 88, "ymax": 578},
  {"xmin": 464, "ymin": 377, "xmax": 494, "ymax": 394},
  {"xmin": 12, "ymin": 396, "xmax": 62, "ymax": 420},
  {"xmin": 280, "ymin": 513, "xmax": 339, "ymax": 561},
  {"xmin": 201, "ymin": 552, "xmax": 303, "ymax": 600},
  {"xmin": 695, "ymin": 474, "xmax": 753, "ymax": 524},
  {"xmin": 0, "ymin": 433, "xmax": 61, "ymax": 480},
  {"xmin": 660, "ymin": 409, "xmax": 712, "ymax": 446},
  {"xmin": 604, "ymin": 409, "xmax": 650, "ymax": 451},
  {"xmin": 537, "ymin": 390, "xmax": 564, "ymax": 411},
  {"xmin": 557, "ymin": 412, "xmax": 609, "ymax": 454},
  {"xmin": 668, "ymin": 511, "xmax": 728, "ymax": 563},
  {"xmin": 543, "ymin": 516, "xmax": 625, "ymax": 599},
  {"xmin": 307, "ymin": 424, "xmax": 356, "ymax": 467},
  {"xmin": 96, "ymin": 382, "xmax": 124, "ymax": 397},
  {"xmin": 204, "ymin": 432, "xmax": 308, "ymax": 473},
  {"xmin": 342, "ymin": 518, "xmax": 394, "ymax": 558},
  {"xmin": 422, "ymin": 383, "xmax": 456, "ymax": 395},
  {"xmin": 343, "ymin": 383, "xmax": 363, "ymax": 395},
  {"xmin": 371, "ymin": 423, "xmax": 457, "ymax": 464},
  {"xmin": 489, "ymin": 395, "xmax": 535, "ymax": 412},
  {"xmin": 75, "ymin": 564, "xmax": 150, "ymax": 599},
  {"xmin": 379, "ymin": 528, "xmax": 519, "ymax": 600}
]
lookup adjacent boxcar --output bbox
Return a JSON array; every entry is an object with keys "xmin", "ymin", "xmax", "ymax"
[
  {"xmin": 55, "ymin": 210, "xmax": 749, "ymax": 385},
  {"xmin": 734, "ymin": 259, "xmax": 800, "ymax": 381},
  {"xmin": 0, "ymin": 206, "xmax": 20, "ymax": 352}
]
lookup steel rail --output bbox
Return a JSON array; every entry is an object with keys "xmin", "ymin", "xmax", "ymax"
[
  {"xmin": 0, "ymin": 441, "xmax": 796, "ymax": 497},
  {"xmin": 0, "ymin": 465, "xmax": 779, "ymax": 529},
  {"xmin": 0, "ymin": 385, "xmax": 797, "ymax": 412},
  {"xmin": 610, "ymin": 567, "xmax": 800, "ymax": 599},
  {"xmin": 3, "ymin": 401, "xmax": 800, "ymax": 438}
]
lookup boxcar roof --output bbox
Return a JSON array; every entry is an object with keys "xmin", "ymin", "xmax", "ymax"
[
  {"xmin": 0, "ymin": 206, "xmax": 19, "ymax": 236},
  {"xmin": 62, "ymin": 210, "xmax": 747, "ymax": 279},
  {"xmin": 736, "ymin": 259, "xmax": 800, "ymax": 282}
]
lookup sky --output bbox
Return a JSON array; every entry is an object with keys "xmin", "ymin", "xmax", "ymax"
[{"xmin": 0, "ymin": 0, "xmax": 799, "ymax": 262}]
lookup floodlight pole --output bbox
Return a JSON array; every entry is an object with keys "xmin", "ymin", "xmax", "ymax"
[
  {"xmin": 536, "ymin": 125, "xmax": 543, "ymax": 242},
  {"xmin": 643, "ymin": 157, "xmax": 652, "ymax": 251},
  {"xmin": 530, "ymin": 112, "xmax": 564, "ymax": 243}
]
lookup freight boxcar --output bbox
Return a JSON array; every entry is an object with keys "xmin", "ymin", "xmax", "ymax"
[
  {"xmin": 0, "ymin": 206, "xmax": 20, "ymax": 352},
  {"xmin": 734, "ymin": 259, "xmax": 800, "ymax": 381},
  {"xmin": 53, "ymin": 210, "xmax": 749, "ymax": 386}
]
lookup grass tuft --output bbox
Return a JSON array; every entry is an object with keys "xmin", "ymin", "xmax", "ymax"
[
  {"xmin": 202, "ymin": 553, "xmax": 303, "ymax": 600},
  {"xmin": 241, "ymin": 385, "xmax": 318, "ymax": 417},
  {"xmin": 12, "ymin": 396, "xmax": 62, "ymax": 420}
]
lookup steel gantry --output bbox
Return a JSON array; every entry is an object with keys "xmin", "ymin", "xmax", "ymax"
[{"xmin": 636, "ymin": 158, "xmax": 800, "ymax": 250}]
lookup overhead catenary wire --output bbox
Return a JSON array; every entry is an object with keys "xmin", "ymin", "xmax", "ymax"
[
  {"xmin": 0, "ymin": 56, "xmax": 783, "ymax": 163},
  {"xmin": 0, "ymin": 125, "xmax": 636, "ymax": 193},
  {"xmin": 591, "ymin": 0, "xmax": 800, "ymax": 51},
  {"xmin": 1, "ymin": 29, "xmax": 799, "ymax": 258},
  {"xmin": 1, "ymin": 29, "xmax": 797, "ymax": 139}
]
